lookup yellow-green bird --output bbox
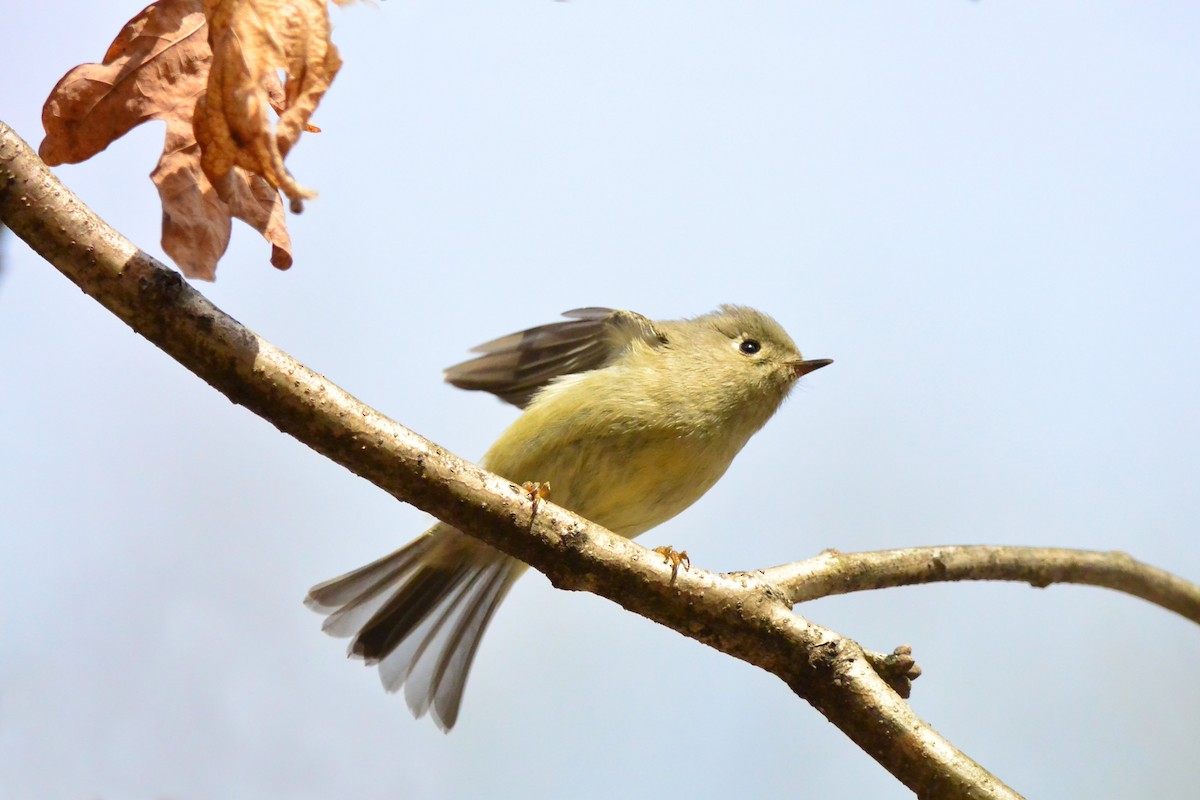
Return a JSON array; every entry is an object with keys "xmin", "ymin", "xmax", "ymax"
[{"xmin": 307, "ymin": 305, "xmax": 831, "ymax": 730}]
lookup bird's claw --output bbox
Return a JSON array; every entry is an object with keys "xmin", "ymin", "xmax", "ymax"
[
  {"xmin": 521, "ymin": 481, "xmax": 551, "ymax": 515},
  {"xmin": 521, "ymin": 481, "xmax": 551, "ymax": 502},
  {"xmin": 653, "ymin": 545, "xmax": 690, "ymax": 582}
]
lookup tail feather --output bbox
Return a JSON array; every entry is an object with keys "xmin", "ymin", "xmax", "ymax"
[
  {"xmin": 407, "ymin": 563, "xmax": 516, "ymax": 728},
  {"xmin": 306, "ymin": 535, "xmax": 435, "ymax": 609},
  {"xmin": 378, "ymin": 567, "xmax": 492, "ymax": 692},
  {"xmin": 306, "ymin": 534, "xmax": 436, "ymax": 639},
  {"xmin": 306, "ymin": 526, "xmax": 524, "ymax": 731},
  {"xmin": 351, "ymin": 564, "xmax": 472, "ymax": 661}
]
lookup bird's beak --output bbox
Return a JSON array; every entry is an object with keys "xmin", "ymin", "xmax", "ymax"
[{"xmin": 789, "ymin": 358, "xmax": 833, "ymax": 379}]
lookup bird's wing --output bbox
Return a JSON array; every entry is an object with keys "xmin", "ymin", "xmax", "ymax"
[{"xmin": 443, "ymin": 307, "xmax": 664, "ymax": 408}]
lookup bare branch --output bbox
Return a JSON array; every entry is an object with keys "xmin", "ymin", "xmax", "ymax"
[
  {"xmin": 760, "ymin": 546, "xmax": 1200, "ymax": 623},
  {"xmin": 0, "ymin": 119, "xmax": 1026, "ymax": 798}
]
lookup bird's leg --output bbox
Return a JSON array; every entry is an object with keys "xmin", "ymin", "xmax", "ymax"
[
  {"xmin": 652, "ymin": 545, "xmax": 690, "ymax": 583},
  {"xmin": 521, "ymin": 481, "xmax": 552, "ymax": 512}
]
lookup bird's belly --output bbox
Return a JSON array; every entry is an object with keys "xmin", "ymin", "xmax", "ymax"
[{"xmin": 535, "ymin": 433, "xmax": 735, "ymax": 538}]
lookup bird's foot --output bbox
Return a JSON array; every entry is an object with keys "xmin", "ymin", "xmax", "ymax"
[
  {"xmin": 652, "ymin": 545, "xmax": 691, "ymax": 583},
  {"xmin": 521, "ymin": 481, "xmax": 551, "ymax": 513}
]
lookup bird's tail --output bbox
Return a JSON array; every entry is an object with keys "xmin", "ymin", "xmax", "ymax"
[{"xmin": 306, "ymin": 524, "xmax": 524, "ymax": 730}]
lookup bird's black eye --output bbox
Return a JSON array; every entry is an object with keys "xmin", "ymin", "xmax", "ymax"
[{"xmin": 739, "ymin": 339, "xmax": 761, "ymax": 355}]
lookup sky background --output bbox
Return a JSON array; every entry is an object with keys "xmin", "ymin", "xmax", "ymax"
[{"xmin": 2, "ymin": 1, "xmax": 1198, "ymax": 798}]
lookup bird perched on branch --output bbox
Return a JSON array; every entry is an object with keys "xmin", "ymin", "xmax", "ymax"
[{"xmin": 307, "ymin": 305, "xmax": 831, "ymax": 730}]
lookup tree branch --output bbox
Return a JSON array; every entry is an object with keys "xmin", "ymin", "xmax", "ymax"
[
  {"xmin": 0, "ymin": 119, "xmax": 1030, "ymax": 798},
  {"xmin": 760, "ymin": 546, "xmax": 1200, "ymax": 623}
]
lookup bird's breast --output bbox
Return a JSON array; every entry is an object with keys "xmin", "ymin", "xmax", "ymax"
[{"xmin": 487, "ymin": 423, "xmax": 745, "ymax": 538}]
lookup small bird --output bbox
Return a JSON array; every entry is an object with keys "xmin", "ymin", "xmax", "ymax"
[{"xmin": 306, "ymin": 306, "xmax": 831, "ymax": 730}]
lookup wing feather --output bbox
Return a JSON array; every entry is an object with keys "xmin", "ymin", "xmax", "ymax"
[{"xmin": 444, "ymin": 308, "xmax": 663, "ymax": 407}]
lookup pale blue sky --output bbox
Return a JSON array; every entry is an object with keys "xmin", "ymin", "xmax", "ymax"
[{"xmin": 2, "ymin": 2, "xmax": 1198, "ymax": 798}]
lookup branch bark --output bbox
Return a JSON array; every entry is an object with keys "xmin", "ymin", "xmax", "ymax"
[
  {"xmin": 11, "ymin": 117, "xmax": 1165, "ymax": 799},
  {"xmin": 762, "ymin": 546, "xmax": 1200, "ymax": 623}
]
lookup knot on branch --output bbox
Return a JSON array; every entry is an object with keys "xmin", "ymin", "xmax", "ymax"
[{"xmin": 864, "ymin": 645, "xmax": 922, "ymax": 699}]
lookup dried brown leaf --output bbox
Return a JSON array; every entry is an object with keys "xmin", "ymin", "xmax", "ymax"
[
  {"xmin": 37, "ymin": 0, "xmax": 344, "ymax": 279},
  {"xmin": 39, "ymin": 2, "xmax": 209, "ymax": 166},
  {"xmin": 152, "ymin": 114, "xmax": 292, "ymax": 278},
  {"xmin": 197, "ymin": 0, "xmax": 342, "ymax": 211}
]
